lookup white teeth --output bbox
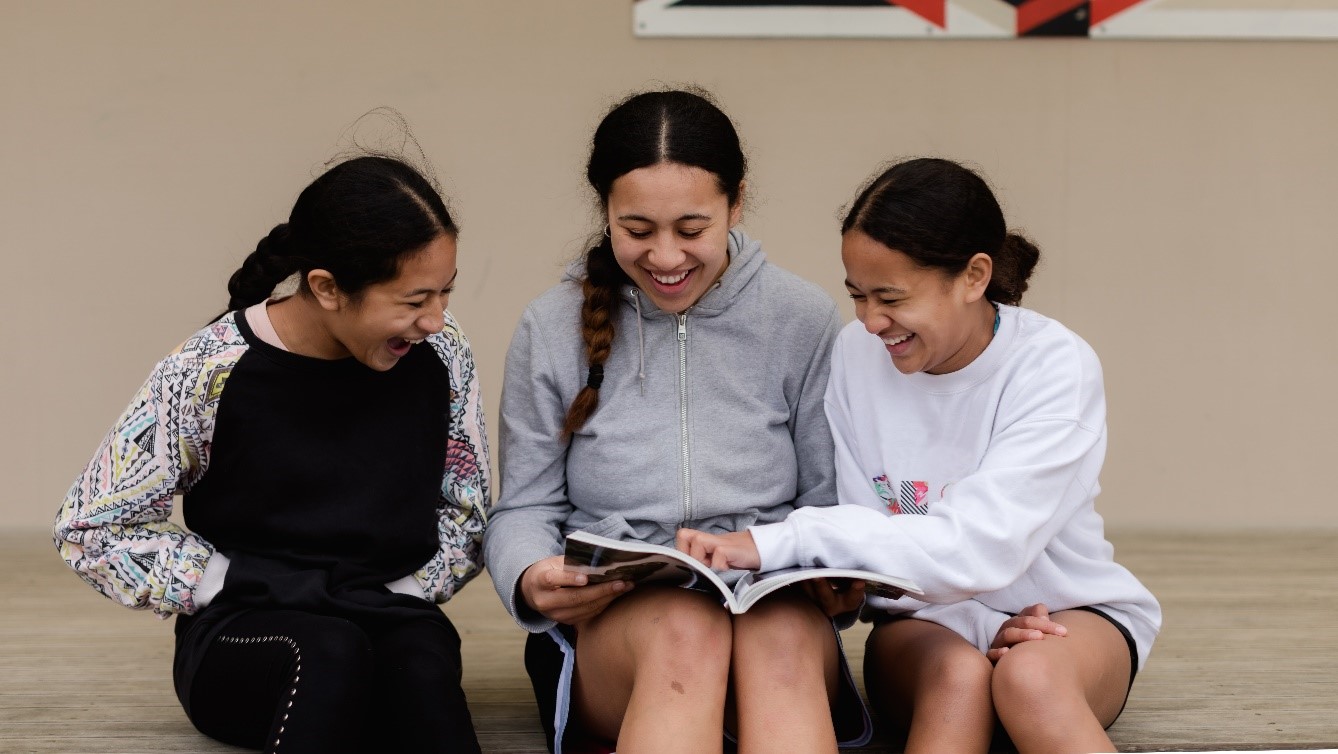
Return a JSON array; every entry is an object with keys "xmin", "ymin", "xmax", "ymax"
[
  {"xmin": 650, "ymin": 270, "xmax": 689, "ymax": 285},
  {"xmin": 883, "ymin": 333, "xmax": 912, "ymax": 346},
  {"xmin": 407, "ymin": 338, "xmax": 424, "ymax": 345}
]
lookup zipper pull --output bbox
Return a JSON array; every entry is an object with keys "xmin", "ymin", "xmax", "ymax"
[{"xmin": 677, "ymin": 314, "xmax": 687, "ymax": 342}]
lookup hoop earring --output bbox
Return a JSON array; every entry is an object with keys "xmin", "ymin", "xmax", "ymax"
[{"xmin": 603, "ymin": 224, "xmax": 611, "ymax": 238}]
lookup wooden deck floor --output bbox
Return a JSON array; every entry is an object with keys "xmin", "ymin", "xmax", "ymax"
[{"xmin": 2, "ymin": 529, "xmax": 1336, "ymax": 753}]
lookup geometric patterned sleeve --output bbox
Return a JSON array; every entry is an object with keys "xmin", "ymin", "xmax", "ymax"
[
  {"xmin": 51, "ymin": 319, "xmax": 246, "ymax": 618},
  {"xmin": 420, "ymin": 308, "xmax": 492, "ymax": 603}
]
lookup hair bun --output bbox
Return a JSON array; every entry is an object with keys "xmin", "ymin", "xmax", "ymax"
[{"xmin": 991, "ymin": 232, "xmax": 1040, "ymax": 306}]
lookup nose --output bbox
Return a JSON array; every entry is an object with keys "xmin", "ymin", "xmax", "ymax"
[
  {"xmin": 645, "ymin": 233, "xmax": 687, "ymax": 270},
  {"xmin": 419, "ymin": 307, "xmax": 445, "ymax": 335},
  {"xmin": 861, "ymin": 308, "xmax": 887, "ymax": 336}
]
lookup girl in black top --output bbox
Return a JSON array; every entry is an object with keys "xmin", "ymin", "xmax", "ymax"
[{"xmin": 55, "ymin": 155, "xmax": 490, "ymax": 754}]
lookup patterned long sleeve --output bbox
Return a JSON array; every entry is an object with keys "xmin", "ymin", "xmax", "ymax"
[
  {"xmin": 419, "ymin": 310, "xmax": 491, "ymax": 603},
  {"xmin": 53, "ymin": 328, "xmax": 242, "ymax": 617}
]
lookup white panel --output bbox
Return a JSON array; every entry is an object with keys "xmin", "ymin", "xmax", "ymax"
[
  {"xmin": 1095, "ymin": 5, "xmax": 1338, "ymax": 38},
  {"xmin": 634, "ymin": 1, "xmax": 942, "ymax": 39},
  {"xmin": 636, "ymin": 0, "xmax": 1028, "ymax": 39}
]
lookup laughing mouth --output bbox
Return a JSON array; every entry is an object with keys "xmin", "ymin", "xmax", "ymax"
[
  {"xmin": 390, "ymin": 337, "xmax": 425, "ymax": 351},
  {"xmin": 883, "ymin": 333, "xmax": 913, "ymax": 346},
  {"xmin": 649, "ymin": 269, "xmax": 691, "ymax": 286}
]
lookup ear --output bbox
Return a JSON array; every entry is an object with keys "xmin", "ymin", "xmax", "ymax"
[
  {"xmin": 728, "ymin": 181, "xmax": 746, "ymax": 227},
  {"xmin": 307, "ymin": 269, "xmax": 344, "ymax": 312},
  {"xmin": 961, "ymin": 253, "xmax": 992, "ymax": 303}
]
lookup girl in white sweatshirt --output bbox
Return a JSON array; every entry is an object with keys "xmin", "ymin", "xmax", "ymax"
[{"xmin": 679, "ymin": 158, "xmax": 1160, "ymax": 754}]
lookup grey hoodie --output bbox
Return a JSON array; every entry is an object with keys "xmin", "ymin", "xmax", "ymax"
[{"xmin": 485, "ymin": 229, "xmax": 841, "ymax": 632}]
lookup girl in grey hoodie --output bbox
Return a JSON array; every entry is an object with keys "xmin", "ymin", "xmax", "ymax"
[{"xmin": 484, "ymin": 90, "xmax": 863, "ymax": 754}]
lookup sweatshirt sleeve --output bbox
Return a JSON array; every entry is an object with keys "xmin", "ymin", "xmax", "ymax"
[
  {"xmin": 416, "ymin": 310, "xmax": 492, "ymax": 604},
  {"xmin": 484, "ymin": 305, "xmax": 576, "ymax": 632},
  {"xmin": 52, "ymin": 353, "xmax": 220, "ymax": 618},
  {"xmin": 752, "ymin": 338, "xmax": 1106, "ymax": 605},
  {"xmin": 788, "ymin": 302, "xmax": 841, "ymax": 511}
]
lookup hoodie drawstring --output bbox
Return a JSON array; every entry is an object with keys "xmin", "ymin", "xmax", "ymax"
[{"xmin": 633, "ymin": 291, "xmax": 646, "ymax": 395}]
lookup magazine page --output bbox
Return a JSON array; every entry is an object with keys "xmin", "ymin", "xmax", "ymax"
[
  {"xmin": 564, "ymin": 530, "xmax": 734, "ymax": 599},
  {"xmin": 731, "ymin": 567, "xmax": 923, "ymax": 614}
]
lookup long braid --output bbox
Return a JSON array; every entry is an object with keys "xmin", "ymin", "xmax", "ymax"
[
  {"xmin": 219, "ymin": 222, "xmax": 302, "ymax": 319},
  {"xmin": 561, "ymin": 238, "xmax": 623, "ymax": 437}
]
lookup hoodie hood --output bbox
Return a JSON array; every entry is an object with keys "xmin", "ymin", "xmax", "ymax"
[{"xmin": 561, "ymin": 229, "xmax": 767, "ymax": 320}]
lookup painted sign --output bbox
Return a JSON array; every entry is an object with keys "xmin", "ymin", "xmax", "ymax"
[{"xmin": 633, "ymin": 1, "xmax": 1338, "ymax": 40}]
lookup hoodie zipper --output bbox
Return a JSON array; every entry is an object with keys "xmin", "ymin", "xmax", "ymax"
[{"xmin": 677, "ymin": 312, "xmax": 692, "ymax": 523}]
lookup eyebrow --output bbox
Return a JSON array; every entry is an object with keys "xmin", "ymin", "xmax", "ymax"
[
  {"xmin": 845, "ymin": 279, "xmax": 908, "ymax": 295},
  {"xmin": 404, "ymin": 269, "xmax": 459, "ymax": 298},
  {"xmin": 616, "ymin": 213, "xmax": 713, "ymax": 223}
]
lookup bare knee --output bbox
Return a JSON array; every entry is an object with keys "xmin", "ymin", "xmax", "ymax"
[
  {"xmin": 636, "ymin": 599, "xmax": 732, "ymax": 678},
  {"xmin": 734, "ymin": 597, "xmax": 829, "ymax": 656},
  {"xmin": 921, "ymin": 643, "xmax": 994, "ymax": 698},
  {"xmin": 991, "ymin": 642, "xmax": 1071, "ymax": 718},
  {"xmin": 732, "ymin": 597, "xmax": 832, "ymax": 685}
]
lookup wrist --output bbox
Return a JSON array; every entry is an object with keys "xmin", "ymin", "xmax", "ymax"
[
  {"xmin": 748, "ymin": 520, "xmax": 801, "ymax": 571},
  {"xmin": 517, "ymin": 565, "xmax": 542, "ymax": 613}
]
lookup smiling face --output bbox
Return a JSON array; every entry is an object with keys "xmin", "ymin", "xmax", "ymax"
[
  {"xmin": 318, "ymin": 233, "xmax": 459, "ymax": 371},
  {"xmin": 606, "ymin": 162, "xmax": 742, "ymax": 314},
  {"xmin": 841, "ymin": 230, "xmax": 996, "ymax": 375}
]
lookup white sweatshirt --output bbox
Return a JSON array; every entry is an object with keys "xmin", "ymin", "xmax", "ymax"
[{"xmin": 750, "ymin": 305, "xmax": 1161, "ymax": 670}]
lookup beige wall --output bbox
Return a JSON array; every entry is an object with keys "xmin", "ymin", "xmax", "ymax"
[{"xmin": 4, "ymin": 2, "xmax": 1336, "ymax": 531}]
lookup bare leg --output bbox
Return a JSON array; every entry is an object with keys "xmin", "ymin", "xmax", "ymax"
[
  {"xmin": 992, "ymin": 609, "xmax": 1132, "ymax": 754},
  {"xmin": 865, "ymin": 618, "xmax": 995, "ymax": 754},
  {"xmin": 572, "ymin": 587, "xmax": 732, "ymax": 754},
  {"xmin": 731, "ymin": 591, "xmax": 841, "ymax": 754}
]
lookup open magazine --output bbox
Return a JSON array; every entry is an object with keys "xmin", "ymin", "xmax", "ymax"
[{"xmin": 564, "ymin": 530, "xmax": 922, "ymax": 614}]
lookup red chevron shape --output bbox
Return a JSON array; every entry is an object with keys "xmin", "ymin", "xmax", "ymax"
[
  {"xmin": 1016, "ymin": 0, "xmax": 1087, "ymax": 35},
  {"xmin": 889, "ymin": 0, "xmax": 946, "ymax": 29},
  {"xmin": 1090, "ymin": 0, "xmax": 1144, "ymax": 27}
]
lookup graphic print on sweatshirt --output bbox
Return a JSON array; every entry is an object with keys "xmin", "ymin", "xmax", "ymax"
[{"xmin": 871, "ymin": 474, "xmax": 931, "ymax": 515}]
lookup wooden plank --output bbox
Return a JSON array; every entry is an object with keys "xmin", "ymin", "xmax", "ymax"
[{"xmin": 4, "ymin": 529, "xmax": 1337, "ymax": 753}]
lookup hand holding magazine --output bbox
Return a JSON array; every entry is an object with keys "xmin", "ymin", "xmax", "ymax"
[{"xmin": 564, "ymin": 530, "xmax": 922, "ymax": 614}]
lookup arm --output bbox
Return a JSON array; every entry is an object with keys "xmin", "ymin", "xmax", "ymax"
[
  {"xmin": 751, "ymin": 338, "xmax": 1107, "ymax": 604},
  {"xmin": 788, "ymin": 302, "xmax": 842, "ymax": 510},
  {"xmin": 754, "ymin": 421, "xmax": 1103, "ymax": 604},
  {"xmin": 483, "ymin": 305, "xmax": 584, "ymax": 631},
  {"xmin": 52, "ymin": 352, "xmax": 222, "ymax": 618},
  {"xmin": 414, "ymin": 310, "xmax": 492, "ymax": 603}
]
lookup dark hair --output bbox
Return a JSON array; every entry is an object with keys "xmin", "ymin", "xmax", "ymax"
[
  {"xmin": 841, "ymin": 158, "xmax": 1039, "ymax": 306},
  {"xmin": 223, "ymin": 155, "xmax": 456, "ymax": 314},
  {"xmin": 561, "ymin": 89, "xmax": 747, "ymax": 437}
]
